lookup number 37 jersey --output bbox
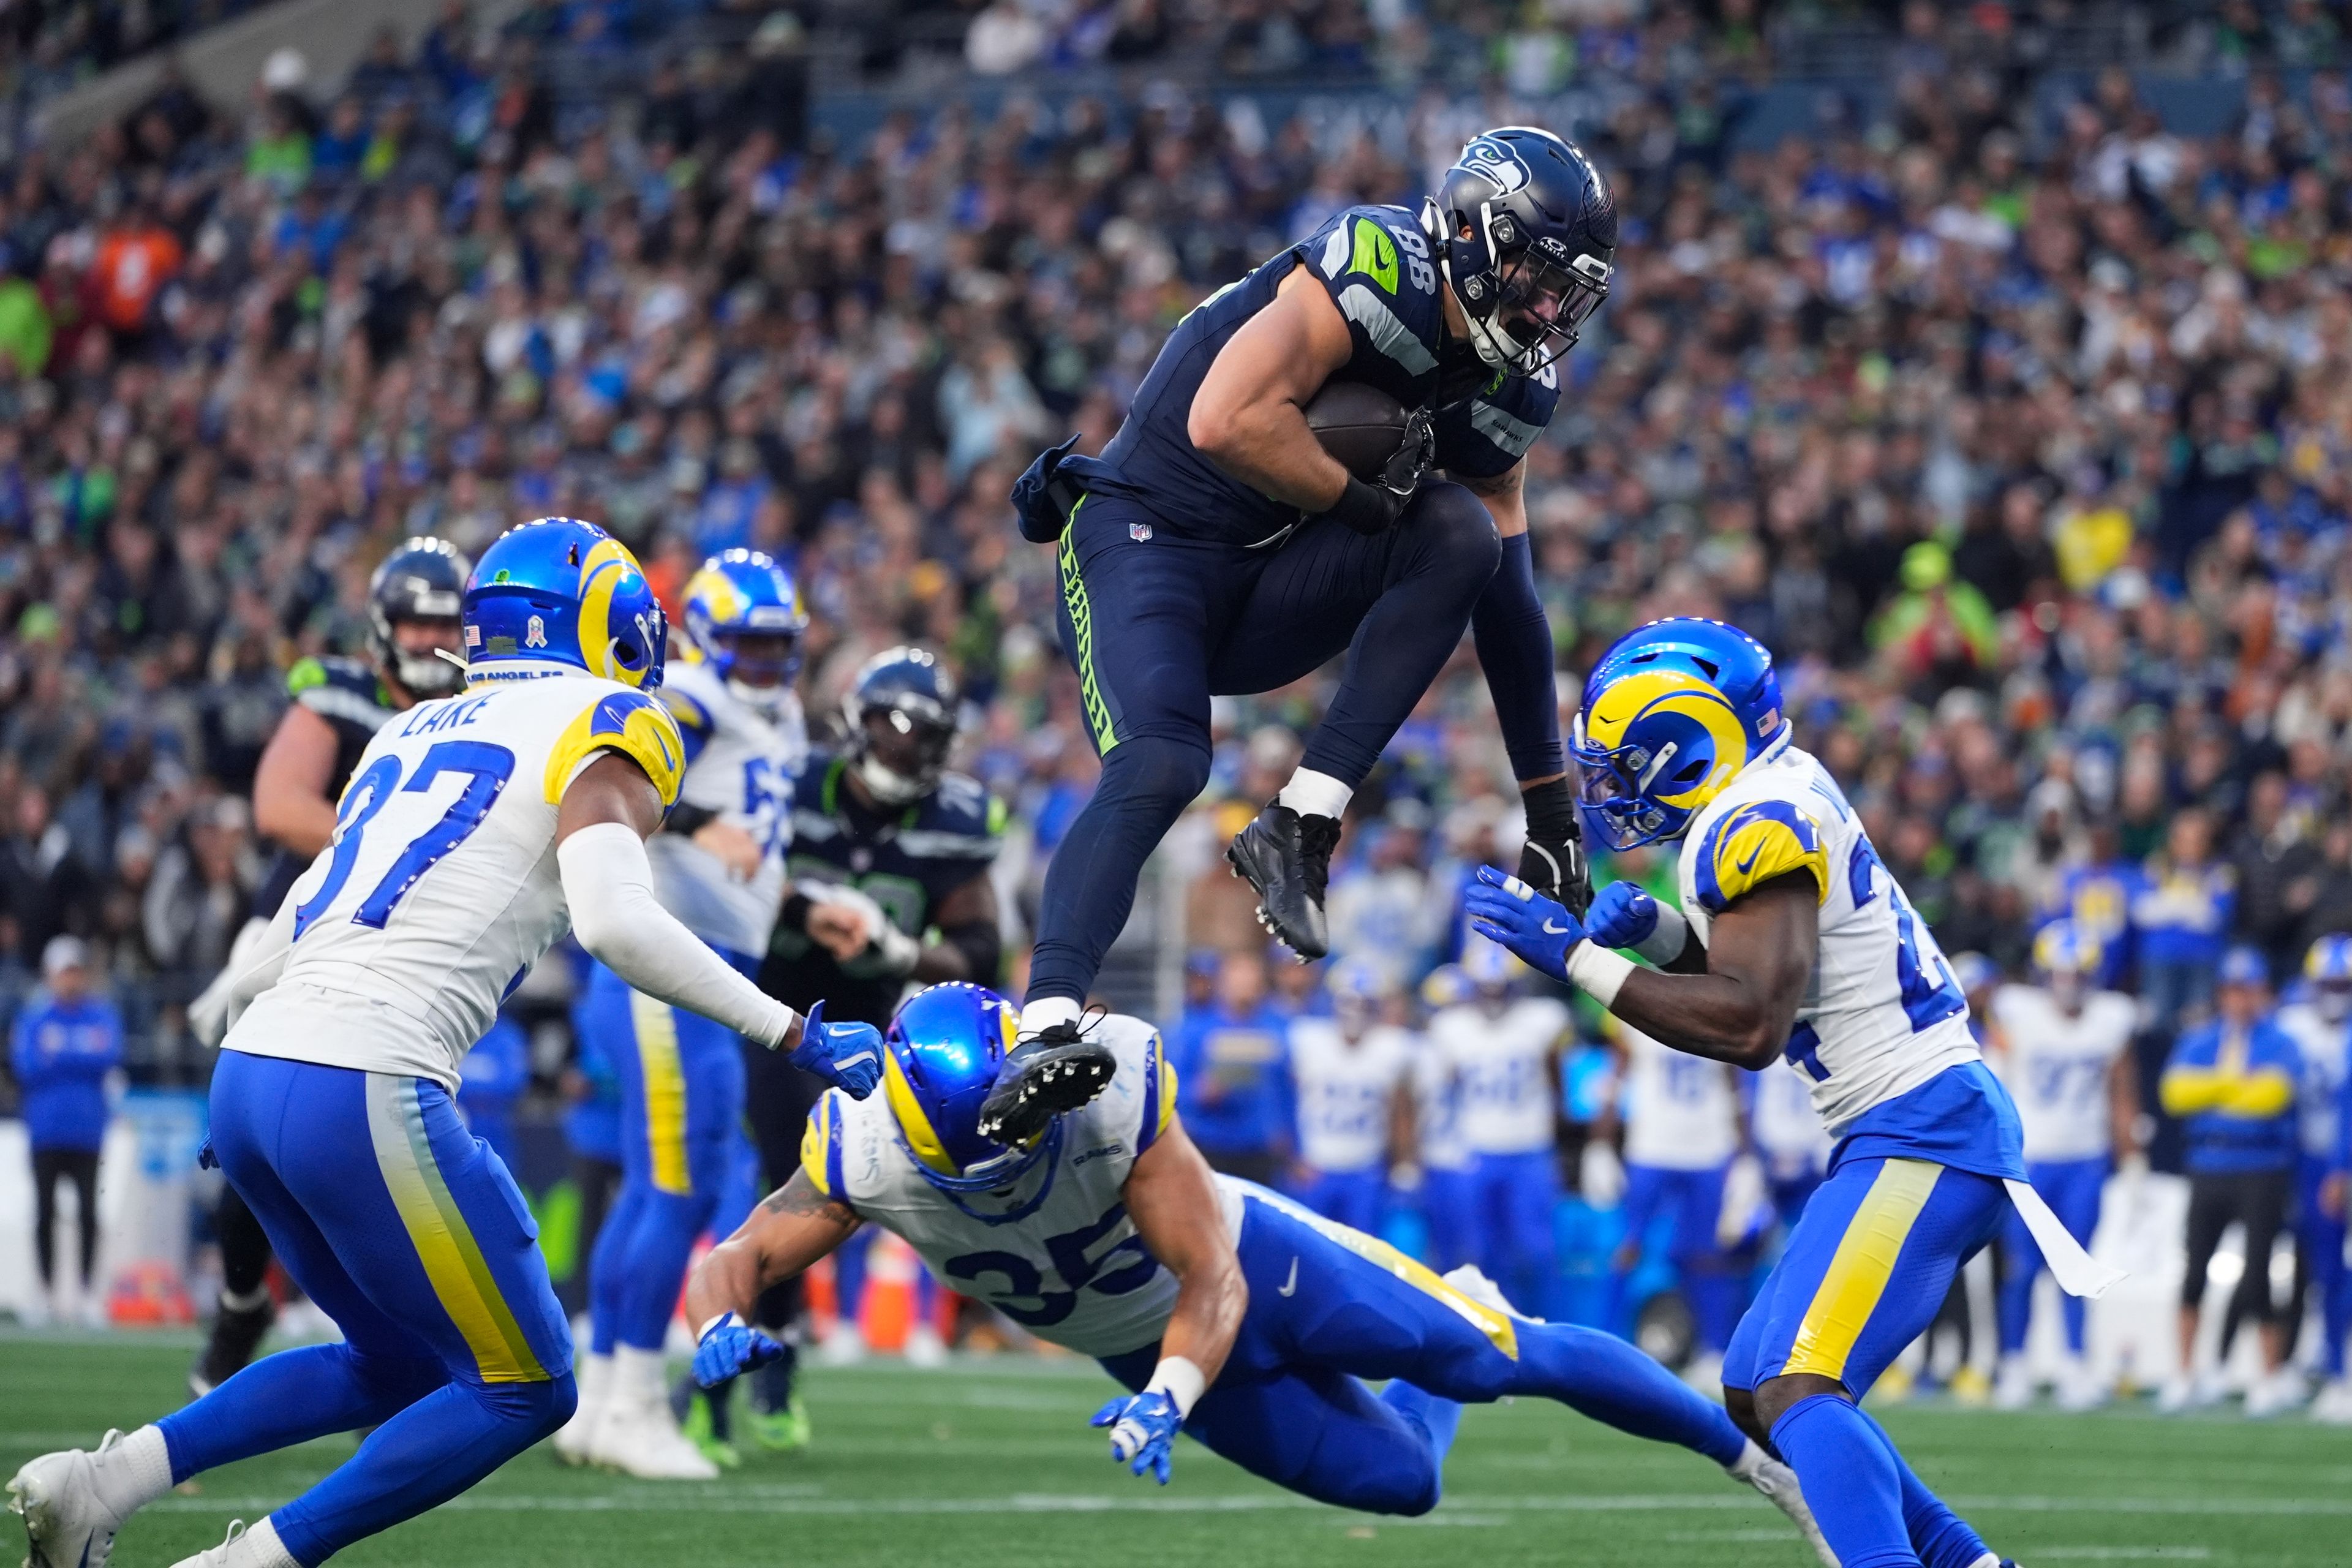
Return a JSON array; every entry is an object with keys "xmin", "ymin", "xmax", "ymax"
[
  {"xmin": 1676, "ymin": 742, "xmax": 1981, "ymax": 1137},
  {"xmin": 227, "ymin": 671, "xmax": 685, "ymax": 1090}
]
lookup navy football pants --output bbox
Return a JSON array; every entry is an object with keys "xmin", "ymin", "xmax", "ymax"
[{"xmin": 1033, "ymin": 486, "xmax": 1500, "ymax": 1003}]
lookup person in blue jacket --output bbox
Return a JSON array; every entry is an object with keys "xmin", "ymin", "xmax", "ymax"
[
  {"xmin": 1167, "ymin": 949, "xmax": 1296, "ymax": 1188},
  {"xmin": 2158, "ymin": 946, "xmax": 2301, "ymax": 1414},
  {"xmin": 10, "ymin": 936, "xmax": 123, "ymax": 1324}
]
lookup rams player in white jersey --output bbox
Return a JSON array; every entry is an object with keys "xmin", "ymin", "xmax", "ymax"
[
  {"xmin": 7, "ymin": 520, "xmax": 886, "ymax": 1568},
  {"xmin": 1468, "ymin": 617, "xmax": 2114, "ymax": 1568},
  {"xmin": 2277, "ymin": 933, "xmax": 2352, "ymax": 1415},
  {"xmin": 1284, "ymin": 958, "xmax": 1413, "ymax": 1234},
  {"xmin": 1610, "ymin": 1019, "xmax": 1745, "ymax": 1383},
  {"xmin": 1986, "ymin": 920, "xmax": 2139, "ymax": 1411},
  {"xmin": 683, "ymin": 983, "xmax": 1830, "ymax": 1563},
  {"xmin": 561, "ymin": 548, "xmax": 817, "ymax": 1479},
  {"xmin": 1428, "ymin": 937, "xmax": 1571, "ymax": 1311}
]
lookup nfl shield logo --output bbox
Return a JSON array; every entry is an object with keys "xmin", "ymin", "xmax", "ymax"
[{"xmin": 1129, "ymin": 522, "xmax": 1154, "ymax": 543}]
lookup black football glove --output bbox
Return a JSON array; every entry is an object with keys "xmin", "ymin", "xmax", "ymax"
[
  {"xmin": 1319, "ymin": 407, "xmax": 1436, "ymax": 537},
  {"xmin": 1517, "ymin": 775, "xmax": 1591, "ymax": 918}
]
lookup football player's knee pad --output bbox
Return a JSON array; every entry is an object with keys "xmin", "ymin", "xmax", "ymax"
[
  {"xmin": 1098, "ymin": 734, "xmax": 1213, "ymax": 813},
  {"xmin": 1398, "ymin": 484, "xmax": 1502, "ymax": 601}
]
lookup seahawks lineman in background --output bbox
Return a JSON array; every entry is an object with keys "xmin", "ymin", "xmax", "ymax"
[
  {"xmin": 1986, "ymin": 921, "xmax": 2139, "ymax": 1412},
  {"xmin": 995, "ymin": 128, "xmax": 1615, "ymax": 1147},
  {"xmin": 12, "ymin": 519, "xmax": 884, "ymax": 1568},
  {"xmin": 560, "ymin": 549, "xmax": 820, "ymax": 1480},
  {"xmin": 1428, "ymin": 938, "xmax": 1570, "ymax": 1314},
  {"xmin": 1469, "ymin": 617, "xmax": 2116, "ymax": 1568},
  {"xmin": 189, "ymin": 537, "xmax": 470, "ymax": 1399},
  {"xmin": 2276, "ymin": 933, "xmax": 2352, "ymax": 1419},
  {"xmin": 1283, "ymin": 959, "xmax": 1414, "ymax": 1234},
  {"xmin": 682, "ymin": 984, "xmax": 1830, "ymax": 1566},
  {"xmin": 734, "ymin": 648, "xmax": 1003, "ymax": 1368}
]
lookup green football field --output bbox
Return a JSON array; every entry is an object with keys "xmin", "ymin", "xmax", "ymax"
[{"xmin": 7, "ymin": 1332, "xmax": 2352, "ymax": 1567}]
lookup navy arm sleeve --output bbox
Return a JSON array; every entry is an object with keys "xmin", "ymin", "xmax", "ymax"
[{"xmin": 1471, "ymin": 530, "xmax": 1564, "ymax": 782}]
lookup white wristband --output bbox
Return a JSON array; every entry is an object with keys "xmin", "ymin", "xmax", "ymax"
[
  {"xmin": 1564, "ymin": 941, "xmax": 1636, "ymax": 1009},
  {"xmin": 1145, "ymin": 1355, "xmax": 1207, "ymax": 1418},
  {"xmin": 697, "ymin": 1312, "xmax": 737, "ymax": 1341},
  {"xmin": 1632, "ymin": 903, "xmax": 1689, "ymax": 967}
]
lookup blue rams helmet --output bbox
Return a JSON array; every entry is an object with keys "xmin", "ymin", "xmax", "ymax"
[
  {"xmin": 882, "ymin": 983, "xmax": 1059, "ymax": 1218},
  {"xmin": 462, "ymin": 518, "xmax": 666, "ymax": 690},
  {"xmin": 1569, "ymin": 618, "xmax": 1787, "ymax": 852},
  {"xmin": 2305, "ymin": 933, "xmax": 2352, "ymax": 985},
  {"xmin": 1426, "ymin": 127, "xmax": 1615, "ymax": 377},
  {"xmin": 2032, "ymin": 921, "xmax": 2101, "ymax": 981},
  {"xmin": 682, "ymin": 548, "xmax": 809, "ymax": 719},
  {"xmin": 369, "ymin": 536, "xmax": 472, "ymax": 700}
]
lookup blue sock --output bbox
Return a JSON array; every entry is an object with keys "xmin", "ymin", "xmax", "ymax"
[
  {"xmin": 615, "ymin": 1187, "xmax": 717, "ymax": 1351},
  {"xmin": 835, "ymin": 1228, "xmax": 872, "ymax": 1326},
  {"xmin": 1516, "ymin": 1322, "xmax": 1747, "ymax": 1468},
  {"xmin": 1770, "ymin": 1393, "xmax": 1921, "ymax": 1568},
  {"xmin": 587, "ymin": 1182, "xmax": 645, "ymax": 1357},
  {"xmin": 272, "ymin": 1374, "xmax": 576, "ymax": 1567},
  {"xmin": 1378, "ymin": 1379, "xmax": 1463, "ymax": 1471},
  {"xmin": 159, "ymin": 1344, "xmax": 449, "ymax": 1481},
  {"xmin": 1996, "ymin": 1262, "xmax": 2032, "ymax": 1357},
  {"xmin": 1856, "ymin": 1407, "xmax": 1991, "ymax": 1568}
]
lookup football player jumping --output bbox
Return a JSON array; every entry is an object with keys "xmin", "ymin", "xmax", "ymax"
[
  {"xmin": 1466, "ymin": 617, "xmax": 2124, "ymax": 1568},
  {"xmin": 685, "ymin": 984, "xmax": 1832, "ymax": 1564},
  {"xmin": 9, "ymin": 521, "xmax": 886, "ymax": 1568},
  {"xmin": 992, "ymin": 128, "xmax": 1616, "ymax": 1144}
]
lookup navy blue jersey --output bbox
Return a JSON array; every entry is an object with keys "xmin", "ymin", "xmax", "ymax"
[
  {"xmin": 764, "ymin": 752, "xmax": 1005, "ymax": 1026},
  {"xmin": 253, "ymin": 654, "xmax": 396, "ymax": 919},
  {"xmin": 1079, "ymin": 205, "xmax": 1560, "ymax": 546}
]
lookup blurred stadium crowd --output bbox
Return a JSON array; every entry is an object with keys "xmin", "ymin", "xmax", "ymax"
[{"xmin": 9, "ymin": 0, "xmax": 2352, "ymax": 1390}]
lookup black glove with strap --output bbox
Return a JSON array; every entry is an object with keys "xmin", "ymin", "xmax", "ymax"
[
  {"xmin": 1517, "ymin": 775, "xmax": 1591, "ymax": 918},
  {"xmin": 1316, "ymin": 407, "xmax": 1435, "ymax": 537}
]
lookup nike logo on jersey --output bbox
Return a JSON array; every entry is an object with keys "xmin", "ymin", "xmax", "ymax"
[
  {"xmin": 1736, "ymin": 844, "xmax": 1764, "ymax": 875},
  {"xmin": 1277, "ymin": 1257, "xmax": 1300, "ymax": 1297},
  {"xmin": 1543, "ymin": 920, "xmax": 1570, "ymax": 935}
]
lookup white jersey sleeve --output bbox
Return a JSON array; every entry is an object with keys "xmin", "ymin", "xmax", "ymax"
[
  {"xmin": 1288, "ymin": 1019, "xmax": 1410, "ymax": 1174},
  {"xmin": 1989, "ymin": 984, "xmax": 2133, "ymax": 1163},
  {"xmin": 1620, "ymin": 1023, "xmax": 1740, "ymax": 1170},
  {"xmin": 810, "ymin": 1013, "xmax": 1242, "ymax": 1358},
  {"xmin": 227, "ymin": 672, "xmax": 686, "ymax": 1089},
  {"xmin": 1677, "ymin": 745, "xmax": 1981, "ymax": 1137},
  {"xmin": 643, "ymin": 661, "xmax": 804, "ymax": 959}
]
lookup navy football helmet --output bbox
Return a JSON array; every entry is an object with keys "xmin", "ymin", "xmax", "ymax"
[
  {"xmin": 1424, "ymin": 127, "xmax": 1616, "ymax": 376},
  {"xmin": 842, "ymin": 646, "xmax": 959, "ymax": 807},
  {"xmin": 369, "ymin": 536, "xmax": 472, "ymax": 699}
]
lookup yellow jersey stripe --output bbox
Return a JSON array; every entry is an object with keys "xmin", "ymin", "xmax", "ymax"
[
  {"xmin": 1316, "ymin": 1217, "xmax": 1517, "ymax": 1360},
  {"xmin": 629, "ymin": 991, "xmax": 692, "ymax": 1195},
  {"xmin": 801, "ymin": 1093, "xmax": 835, "ymax": 1198},
  {"xmin": 1782, "ymin": 1158, "xmax": 1942, "ymax": 1383},
  {"xmin": 365, "ymin": 1074, "xmax": 546, "ymax": 1382}
]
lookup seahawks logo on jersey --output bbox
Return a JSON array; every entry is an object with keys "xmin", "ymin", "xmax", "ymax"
[{"xmin": 1457, "ymin": 135, "xmax": 1532, "ymax": 197}]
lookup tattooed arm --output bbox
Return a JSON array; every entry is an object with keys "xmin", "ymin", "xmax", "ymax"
[{"xmin": 684, "ymin": 1168, "xmax": 862, "ymax": 1330}]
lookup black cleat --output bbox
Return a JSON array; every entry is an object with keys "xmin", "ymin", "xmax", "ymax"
[
  {"xmin": 189, "ymin": 1295, "xmax": 276, "ymax": 1397},
  {"xmin": 1226, "ymin": 801, "xmax": 1340, "ymax": 960},
  {"xmin": 977, "ymin": 1021, "xmax": 1117, "ymax": 1145}
]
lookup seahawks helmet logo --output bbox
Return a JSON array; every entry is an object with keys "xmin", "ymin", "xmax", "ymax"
[{"xmin": 1457, "ymin": 136, "xmax": 1531, "ymax": 197}]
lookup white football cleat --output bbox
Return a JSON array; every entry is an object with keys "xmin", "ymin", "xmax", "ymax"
[
  {"xmin": 1726, "ymin": 1439, "xmax": 1837, "ymax": 1568},
  {"xmin": 2156, "ymin": 1371, "xmax": 2221, "ymax": 1414},
  {"xmin": 2309, "ymin": 1378, "xmax": 2352, "ymax": 1424},
  {"xmin": 589, "ymin": 1403, "xmax": 720, "ymax": 1480},
  {"xmin": 167, "ymin": 1515, "xmax": 298, "ymax": 1568},
  {"xmin": 1992, "ymin": 1356, "xmax": 2034, "ymax": 1412},
  {"xmin": 10, "ymin": 1436, "xmax": 132, "ymax": 1568},
  {"xmin": 2054, "ymin": 1357, "xmax": 2108, "ymax": 1413},
  {"xmin": 1681, "ymin": 1351, "xmax": 1725, "ymax": 1398},
  {"xmin": 1441, "ymin": 1264, "xmax": 1537, "ymax": 1322},
  {"xmin": 552, "ymin": 1352, "xmax": 609, "ymax": 1466},
  {"xmin": 2245, "ymin": 1368, "xmax": 2306, "ymax": 1419},
  {"xmin": 818, "ymin": 1324, "xmax": 869, "ymax": 1366},
  {"xmin": 903, "ymin": 1322, "xmax": 948, "ymax": 1368}
]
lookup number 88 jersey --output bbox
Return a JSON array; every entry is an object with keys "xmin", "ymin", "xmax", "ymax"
[
  {"xmin": 1675, "ymin": 741, "xmax": 1981, "ymax": 1138},
  {"xmin": 228, "ymin": 672, "xmax": 685, "ymax": 1090}
]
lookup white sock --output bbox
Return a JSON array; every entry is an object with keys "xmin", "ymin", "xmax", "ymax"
[
  {"xmin": 1725, "ymin": 1437, "xmax": 1765, "ymax": 1479},
  {"xmin": 1019, "ymin": 997, "xmax": 1082, "ymax": 1038},
  {"xmin": 1965, "ymin": 1555, "xmax": 2000, "ymax": 1568},
  {"xmin": 572, "ymin": 1351, "xmax": 611, "ymax": 1409},
  {"xmin": 97, "ymin": 1425, "xmax": 175, "ymax": 1513},
  {"xmin": 1275, "ymin": 768, "xmax": 1352, "ymax": 821},
  {"xmin": 224, "ymin": 1515, "xmax": 301, "ymax": 1568},
  {"xmin": 612, "ymin": 1344, "xmax": 668, "ymax": 1405}
]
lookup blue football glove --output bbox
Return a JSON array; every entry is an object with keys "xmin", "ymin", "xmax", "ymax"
[
  {"xmin": 1090, "ymin": 1390, "xmax": 1182, "ymax": 1485},
  {"xmin": 693, "ymin": 1312, "xmax": 784, "ymax": 1388},
  {"xmin": 1583, "ymin": 880, "xmax": 1659, "ymax": 951},
  {"xmin": 1464, "ymin": 865, "xmax": 1585, "ymax": 981},
  {"xmin": 790, "ymin": 1000, "xmax": 883, "ymax": 1098}
]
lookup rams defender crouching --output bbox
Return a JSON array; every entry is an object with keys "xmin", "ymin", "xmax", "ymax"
[
  {"xmin": 685, "ymin": 984, "xmax": 1831, "ymax": 1562},
  {"xmin": 9, "ymin": 521, "xmax": 885, "ymax": 1568}
]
